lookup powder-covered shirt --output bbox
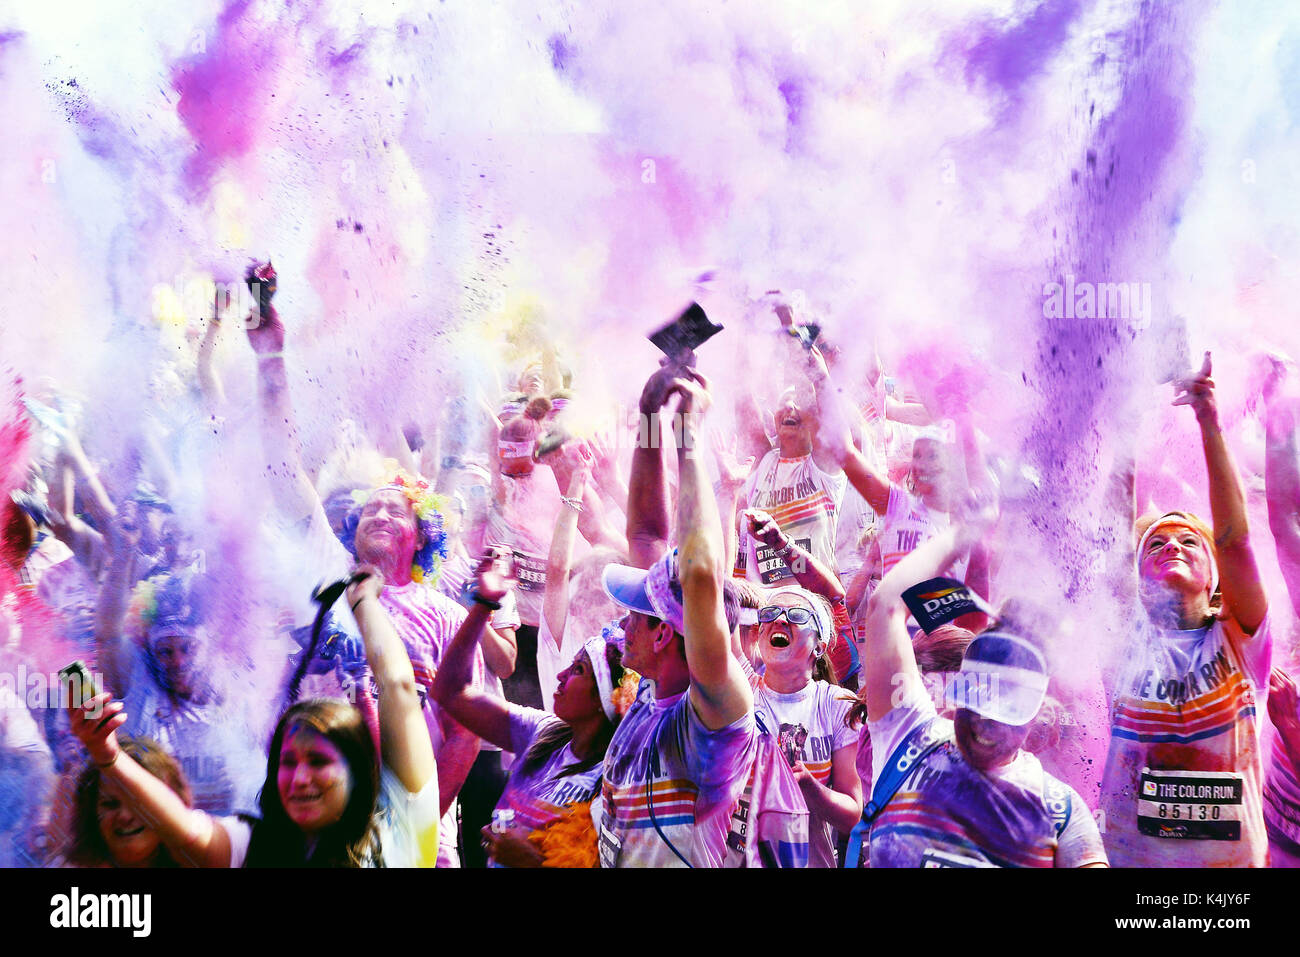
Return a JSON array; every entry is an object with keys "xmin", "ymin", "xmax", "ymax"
[
  {"xmin": 867, "ymin": 682, "xmax": 1105, "ymax": 868},
  {"xmin": 878, "ymin": 485, "xmax": 967, "ymax": 581},
  {"xmin": 738, "ymin": 451, "xmax": 846, "ymax": 586},
  {"xmin": 748, "ymin": 670, "xmax": 857, "ymax": 867},
  {"xmin": 599, "ymin": 680, "xmax": 756, "ymax": 868},
  {"xmin": 1264, "ymin": 728, "xmax": 1300, "ymax": 860},
  {"xmin": 1099, "ymin": 614, "xmax": 1272, "ymax": 867},
  {"xmin": 485, "ymin": 470, "xmax": 559, "ymax": 627},
  {"xmin": 121, "ymin": 660, "xmax": 262, "ymax": 818},
  {"xmin": 489, "ymin": 705, "xmax": 603, "ymax": 867}
]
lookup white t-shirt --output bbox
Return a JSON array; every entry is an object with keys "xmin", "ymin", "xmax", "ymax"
[
  {"xmin": 739, "ymin": 451, "xmax": 846, "ymax": 586},
  {"xmin": 878, "ymin": 485, "xmax": 967, "ymax": 581},
  {"xmin": 1100, "ymin": 614, "xmax": 1272, "ymax": 867},
  {"xmin": 484, "ymin": 471, "xmax": 559, "ymax": 627},
  {"xmin": 749, "ymin": 673, "xmax": 857, "ymax": 867},
  {"xmin": 224, "ymin": 765, "xmax": 440, "ymax": 868},
  {"xmin": 867, "ymin": 681, "xmax": 1105, "ymax": 868}
]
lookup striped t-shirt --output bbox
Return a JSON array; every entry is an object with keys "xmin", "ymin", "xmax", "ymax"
[
  {"xmin": 599, "ymin": 680, "xmax": 755, "ymax": 867},
  {"xmin": 1100, "ymin": 615, "xmax": 1272, "ymax": 867},
  {"xmin": 748, "ymin": 672, "xmax": 857, "ymax": 867},
  {"xmin": 738, "ymin": 451, "xmax": 845, "ymax": 586},
  {"xmin": 488, "ymin": 706, "xmax": 603, "ymax": 866},
  {"xmin": 868, "ymin": 683, "xmax": 1105, "ymax": 868}
]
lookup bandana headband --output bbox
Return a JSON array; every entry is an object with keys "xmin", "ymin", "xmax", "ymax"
[
  {"xmin": 1136, "ymin": 513, "xmax": 1219, "ymax": 602},
  {"xmin": 583, "ymin": 636, "xmax": 617, "ymax": 722}
]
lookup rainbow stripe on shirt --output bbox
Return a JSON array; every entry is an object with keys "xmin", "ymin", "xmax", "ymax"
[
  {"xmin": 1111, "ymin": 671, "xmax": 1256, "ymax": 745},
  {"xmin": 602, "ymin": 777, "xmax": 700, "ymax": 830}
]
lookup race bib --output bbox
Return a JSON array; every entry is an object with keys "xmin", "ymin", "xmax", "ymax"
[
  {"xmin": 512, "ymin": 550, "xmax": 547, "ymax": 592},
  {"xmin": 598, "ymin": 821, "xmax": 623, "ymax": 869},
  {"xmin": 754, "ymin": 537, "xmax": 812, "ymax": 585},
  {"xmin": 1136, "ymin": 768, "xmax": 1244, "ymax": 841},
  {"xmin": 725, "ymin": 794, "xmax": 751, "ymax": 859}
]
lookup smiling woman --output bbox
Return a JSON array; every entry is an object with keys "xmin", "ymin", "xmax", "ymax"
[
  {"xmin": 1099, "ymin": 355, "xmax": 1272, "ymax": 868},
  {"xmin": 64, "ymin": 567, "xmax": 441, "ymax": 868},
  {"xmin": 743, "ymin": 586, "xmax": 860, "ymax": 867},
  {"xmin": 64, "ymin": 737, "xmax": 192, "ymax": 868}
]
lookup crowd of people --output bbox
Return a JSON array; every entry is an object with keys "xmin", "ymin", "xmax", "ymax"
[{"xmin": 2, "ymin": 266, "xmax": 1298, "ymax": 869}]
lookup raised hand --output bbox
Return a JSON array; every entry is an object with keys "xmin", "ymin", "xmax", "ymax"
[
  {"xmin": 666, "ymin": 368, "xmax": 714, "ymax": 419},
  {"xmin": 67, "ymin": 691, "xmax": 127, "ymax": 768},
  {"xmin": 711, "ymin": 432, "xmax": 755, "ymax": 491},
  {"xmin": 744, "ymin": 508, "xmax": 788, "ymax": 552},
  {"xmin": 638, "ymin": 360, "xmax": 683, "ymax": 415},
  {"xmin": 1172, "ymin": 352, "xmax": 1217, "ymax": 427},
  {"xmin": 346, "ymin": 564, "xmax": 385, "ymax": 613},
  {"xmin": 244, "ymin": 261, "xmax": 285, "ymax": 355},
  {"xmin": 587, "ymin": 428, "xmax": 623, "ymax": 490},
  {"xmin": 474, "ymin": 547, "xmax": 512, "ymax": 603}
]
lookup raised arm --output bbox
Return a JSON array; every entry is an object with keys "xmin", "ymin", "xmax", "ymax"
[
  {"xmin": 806, "ymin": 345, "xmax": 861, "ymax": 476},
  {"xmin": 1175, "ymin": 352, "xmax": 1267, "ymax": 634},
  {"xmin": 546, "ymin": 442, "xmax": 627, "ymax": 554},
  {"xmin": 541, "ymin": 461, "xmax": 587, "ymax": 646},
  {"xmin": 626, "ymin": 364, "xmax": 679, "ymax": 568},
  {"xmin": 670, "ymin": 372, "xmax": 753, "ymax": 730},
  {"xmin": 1264, "ymin": 365, "xmax": 1300, "ymax": 619},
  {"xmin": 744, "ymin": 508, "xmax": 845, "ymax": 602},
  {"xmin": 244, "ymin": 265, "xmax": 321, "ymax": 525},
  {"xmin": 346, "ymin": 567, "xmax": 436, "ymax": 795},
  {"xmin": 588, "ymin": 428, "xmax": 631, "ymax": 518},
  {"xmin": 91, "ymin": 519, "xmax": 142, "ymax": 697},
  {"xmin": 68, "ymin": 690, "xmax": 233, "ymax": 868},
  {"xmin": 810, "ymin": 355, "xmax": 891, "ymax": 515},
  {"xmin": 429, "ymin": 554, "xmax": 515, "ymax": 751},
  {"xmin": 862, "ymin": 512, "xmax": 985, "ymax": 722},
  {"xmin": 710, "ymin": 431, "xmax": 755, "ymax": 578},
  {"xmin": 196, "ymin": 305, "xmax": 227, "ymax": 413}
]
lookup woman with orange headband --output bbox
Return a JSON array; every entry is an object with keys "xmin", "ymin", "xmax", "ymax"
[{"xmin": 1099, "ymin": 353, "xmax": 1271, "ymax": 867}]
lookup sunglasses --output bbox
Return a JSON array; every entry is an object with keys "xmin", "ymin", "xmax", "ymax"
[{"xmin": 756, "ymin": 606, "xmax": 819, "ymax": 634}]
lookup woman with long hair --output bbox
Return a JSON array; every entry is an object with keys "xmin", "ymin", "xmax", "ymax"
[
  {"xmin": 432, "ymin": 549, "xmax": 634, "ymax": 867},
  {"xmin": 66, "ymin": 564, "xmax": 439, "ymax": 867},
  {"xmin": 62, "ymin": 737, "xmax": 191, "ymax": 868},
  {"xmin": 1099, "ymin": 354, "xmax": 1271, "ymax": 867},
  {"xmin": 742, "ymin": 585, "xmax": 861, "ymax": 867}
]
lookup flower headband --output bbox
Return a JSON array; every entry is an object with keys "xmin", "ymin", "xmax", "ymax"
[{"xmin": 349, "ymin": 470, "xmax": 450, "ymax": 586}]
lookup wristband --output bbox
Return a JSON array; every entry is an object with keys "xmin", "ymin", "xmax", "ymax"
[
  {"xmin": 472, "ymin": 593, "xmax": 502, "ymax": 611},
  {"xmin": 351, "ymin": 596, "xmax": 368, "ymax": 613},
  {"xmin": 774, "ymin": 540, "xmax": 794, "ymax": 559},
  {"xmin": 257, "ymin": 352, "xmax": 285, "ymax": 361},
  {"xmin": 96, "ymin": 753, "xmax": 120, "ymax": 771},
  {"xmin": 561, "ymin": 496, "xmax": 583, "ymax": 512}
]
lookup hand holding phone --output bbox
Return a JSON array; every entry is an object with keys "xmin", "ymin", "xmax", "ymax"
[{"xmin": 648, "ymin": 302, "xmax": 723, "ymax": 365}]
